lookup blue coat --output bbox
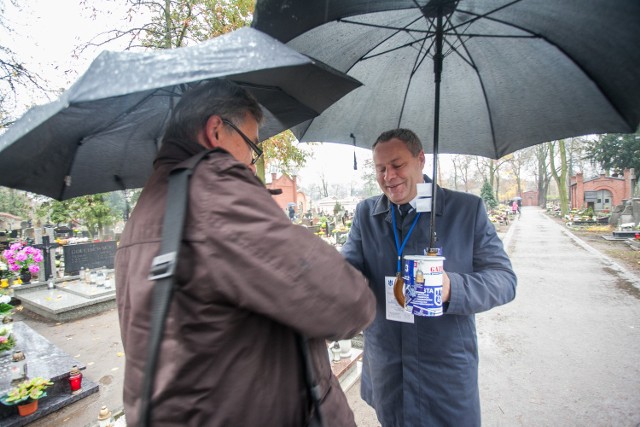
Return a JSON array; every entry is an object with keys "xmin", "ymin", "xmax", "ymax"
[{"xmin": 342, "ymin": 179, "xmax": 517, "ymax": 427}]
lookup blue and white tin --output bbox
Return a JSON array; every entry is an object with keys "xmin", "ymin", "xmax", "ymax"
[{"xmin": 403, "ymin": 255, "xmax": 446, "ymax": 317}]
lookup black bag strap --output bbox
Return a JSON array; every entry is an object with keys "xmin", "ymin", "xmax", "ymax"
[
  {"xmin": 296, "ymin": 335, "xmax": 326, "ymax": 427},
  {"xmin": 139, "ymin": 149, "xmax": 214, "ymax": 427}
]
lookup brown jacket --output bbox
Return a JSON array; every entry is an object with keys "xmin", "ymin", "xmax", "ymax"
[{"xmin": 115, "ymin": 141, "xmax": 375, "ymax": 426}]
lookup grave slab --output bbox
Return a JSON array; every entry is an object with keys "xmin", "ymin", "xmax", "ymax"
[
  {"xmin": 13, "ymin": 281, "xmax": 116, "ymax": 322},
  {"xmin": 0, "ymin": 321, "xmax": 99, "ymax": 426}
]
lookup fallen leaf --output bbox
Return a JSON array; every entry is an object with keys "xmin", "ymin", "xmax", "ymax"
[{"xmin": 116, "ymin": 352, "xmax": 124, "ymax": 357}]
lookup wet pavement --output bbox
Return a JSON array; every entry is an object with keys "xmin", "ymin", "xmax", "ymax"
[{"xmin": 11, "ymin": 206, "xmax": 640, "ymax": 426}]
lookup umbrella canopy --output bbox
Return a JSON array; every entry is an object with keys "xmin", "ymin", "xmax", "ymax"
[
  {"xmin": 252, "ymin": 0, "xmax": 640, "ymax": 158},
  {"xmin": 0, "ymin": 27, "xmax": 361, "ymax": 200},
  {"xmin": 252, "ymin": 0, "xmax": 640, "ymax": 250}
]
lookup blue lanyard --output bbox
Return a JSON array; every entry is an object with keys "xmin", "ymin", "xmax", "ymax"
[{"xmin": 391, "ymin": 205, "xmax": 421, "ymax": 274}]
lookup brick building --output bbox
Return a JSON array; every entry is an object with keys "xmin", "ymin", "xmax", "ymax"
[
  {"xmin": 265, "ymin": 173, "xmax": 309, "ymax": 215},
  {"xmin": 521, "ymin": 190, "xmax": 539, "ymax": 207},
  {"xmin": 570, "ymin": 168, "xmax": 636, "ymax": 211}
]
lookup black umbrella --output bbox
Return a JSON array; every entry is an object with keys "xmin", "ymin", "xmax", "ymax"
[
  {"xmin": 0, "ymin": 27, "xmax": 361, "ymax": 201},
  {"xmin": 252, "ymin": 0, "xmax": 640, "ymax": 250}
]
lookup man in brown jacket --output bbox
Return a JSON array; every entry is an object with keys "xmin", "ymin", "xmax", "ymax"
[{"xmin": 115, "ymin": 79, "xmax": 375, "ymax": 426}]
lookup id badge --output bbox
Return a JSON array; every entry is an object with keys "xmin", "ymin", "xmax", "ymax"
[{"xmin": 385, "ymin": 276, "xmax": 414, "ymax": 323}]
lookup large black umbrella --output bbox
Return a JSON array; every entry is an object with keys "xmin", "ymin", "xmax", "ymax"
[
  {"xmin": 252, "ymin": 0, "xmax": 640, "ymax": 249},
  {"xmin": 0, "ymin": 27, "xmax": 361, "ymax": 200}
]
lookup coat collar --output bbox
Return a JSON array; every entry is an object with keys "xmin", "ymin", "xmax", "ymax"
[{"xmin": 371, "ymin": 175, "xmax": 445, "ymax": 220}]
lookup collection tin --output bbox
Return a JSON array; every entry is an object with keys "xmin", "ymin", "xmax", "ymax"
[{"xmin": 403, "ymin": 255, "xmax": 446, "ymax": 317}]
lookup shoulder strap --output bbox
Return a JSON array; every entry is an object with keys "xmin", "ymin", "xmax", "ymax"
[
  {"xmin": 296, "ymin": 335, "xmax": 326, "ymax": 427},
  {"xmin": 139, "ymin": 149, "xmax": 214, "ymax": 427}
]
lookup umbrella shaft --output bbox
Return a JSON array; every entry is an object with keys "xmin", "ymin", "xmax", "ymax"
[{"xmin": 429, "ymin": 10, "xmax": 445, "ymax": 250}]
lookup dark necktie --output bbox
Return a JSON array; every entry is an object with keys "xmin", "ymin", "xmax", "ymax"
[{"xmin": 398, "ymin": 203, "xmax": 412, "ymax": 217}]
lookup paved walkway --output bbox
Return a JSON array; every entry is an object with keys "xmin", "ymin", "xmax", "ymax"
[
  {"xmin": 477, "ymin": 207, "xmax": 640, "ymax": 426},
  {"xmin": 13, "ymin": 206, "xmax": 640, "ymax": 426}
]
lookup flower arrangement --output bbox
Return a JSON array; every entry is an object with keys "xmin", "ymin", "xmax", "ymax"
[
  {"xmin": 2, "ymin": 243, "xmax": 43, "ymax": 277},
  {"xmin": 0, "ymin": 329, "xmax": 16, "ymax": 352},
  {"xmin": 0, "ymin": 377, "xmax": 54, "ymax": 406}
]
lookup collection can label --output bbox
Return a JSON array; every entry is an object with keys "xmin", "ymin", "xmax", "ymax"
[{"xmin": 403, "ymin": 255, "xmax": 445, "ymax": 317}]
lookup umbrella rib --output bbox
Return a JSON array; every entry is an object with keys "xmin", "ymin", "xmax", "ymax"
[
  {"xmin": 450, "ymin": 0, "xmax": 525, "ymax": 33},
  {"xmin": 447, "ymin": 19, "xmax": 500, "ymax": 158},
  {"xmin": 361, "ymin": 36, "xmax": 430, "ymax": 62},
  {"xmin": 339, "ymin": 16, "xmax": 432, "ymax": 35},
  {"xmin": 79, "ymin": 88, "xmax": 179, "ymax": 143},
  {"xmin": 398, "ymin": 34, "xmax": 432, "ymax": 128},
  {"xmin": 353, "ymin": 15, "xmax": 428, "ymax": 61}
]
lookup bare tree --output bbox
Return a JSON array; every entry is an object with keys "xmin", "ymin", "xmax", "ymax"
[
  {"xmin": 78, "ymin": 0, "xmax": 254, "ymax": 51},
  {"xmin": 508, "ymin": 148, "xmax": 533, "ymax": 198},
  {"xmin": 0, "ymin": 1, "xmax": 48, "ymax": 128},
  {"xmin": 451, "ymin": 155, "xmax": 474, "ymax": 192},
  {"xmin": 534, "ymin": 144, "xmax": 551, "ymax": 207},
  {"xmin": 549, "ymin": 140, "xmax": 570, "ymax": 216},
  {"xmin": 475, "ymin": 157, "xmax": 509, "ymax": 200}
]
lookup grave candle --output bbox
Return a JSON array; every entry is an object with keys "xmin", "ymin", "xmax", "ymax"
[
  {"xmin": 69, "ymin": 365, "xmax": 83, "ymax": 392},
  {"xmin": 98, "ymin": 405, "xmax": 113, "ymax": 427}
]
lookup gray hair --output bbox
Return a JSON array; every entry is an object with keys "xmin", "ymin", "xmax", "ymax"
[
  {"xmin": 373, "ymin": 128, "xmax": 423, "ymax": 157},
  {"xmin": 163, "ymin": 79, "xmax": 263, "ymax": 144}
]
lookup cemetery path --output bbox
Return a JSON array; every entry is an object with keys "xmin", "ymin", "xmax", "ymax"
[
  {"xmin": 477, "ymin": 206, "xmax": 640, "ymax": 426},
  {"xmin": 10, "ymin": 206, "xmax": 640, "ymax": 426}
]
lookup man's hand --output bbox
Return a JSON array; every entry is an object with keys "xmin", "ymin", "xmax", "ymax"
[{"xmin": 442, "ymin": 271, "xmax": 451, "ymax": 302}]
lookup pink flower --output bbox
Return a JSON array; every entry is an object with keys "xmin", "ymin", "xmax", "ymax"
[
  {"xmin": 0, "ymin": 336, "xmax": 6, "ymax": 344},
  {"xmin": 3, "ymin": 243, "xmax": 42, "ymax": 274}
]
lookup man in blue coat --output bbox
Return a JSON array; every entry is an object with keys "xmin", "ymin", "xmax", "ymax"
[{"xmin": 342, "ymin": 129, "xmax": 517, "ymax": 427}]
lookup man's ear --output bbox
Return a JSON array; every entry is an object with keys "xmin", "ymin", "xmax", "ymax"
[
  {"xmin": 418, "ymin": 150, "xmax": 426, "ymax": 168},
  {"xmin": 202, "ymin": 115, "xmax": 224, "ymax": 149}
]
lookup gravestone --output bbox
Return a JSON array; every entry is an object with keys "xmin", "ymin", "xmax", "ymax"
[
  {"xmin": 63, "ymin": 242, "xmax": 116, "ymax": 275},
  {"xmin": 33, "ymin": 236, "xmax": 59, "ymax": 282},
  {"xmin": 33, "ymin": 229, "xmax": 44, "ymax": 282},
  {"xmin": 619, "ymin": 202, "xmax": 634, "ymax": 226}
]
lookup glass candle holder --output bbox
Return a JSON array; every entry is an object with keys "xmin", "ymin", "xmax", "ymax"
[{"xmin": 69, "ymin": 365, "xmax": 83, "ymax": 392}]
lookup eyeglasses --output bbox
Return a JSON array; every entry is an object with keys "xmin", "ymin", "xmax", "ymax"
[{"xmin": 221, "ymin": 118, "xmax": 262, "ymax": 165}]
